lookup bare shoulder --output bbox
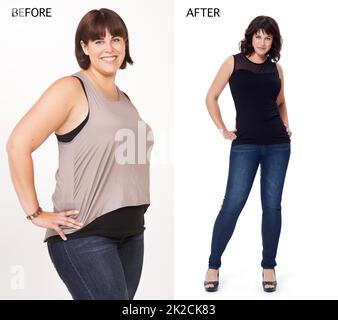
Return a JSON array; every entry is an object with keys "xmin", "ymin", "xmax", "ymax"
[
  {"xmin": 220, "ymin": 55, "xmax": 235, "ymax": 78},
  {"xmin": 223, "ymin": 55, "xmax": 235, "ymax": 69},
  {"xmin": 276, "ymin": 62, "xmax": 284, "ymax": 79},
  {"xmin": 37, "ymin": 75, "xmax": 85, "ymax": 113},
  {"xmin": 49, "ymin": 76, "xmax": 83, "ymax": 98}
]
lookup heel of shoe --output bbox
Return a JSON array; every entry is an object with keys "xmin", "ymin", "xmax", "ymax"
[
  {"xmin": 262, "ymin": 269, "xmax": 277, "ymax": 293},
  {"xmin": 204, "ymin": 269, "xmax": 219, "ymax": 292}
]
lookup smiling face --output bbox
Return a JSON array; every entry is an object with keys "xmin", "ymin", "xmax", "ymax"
[
  {"xmin": 80, "ymin": 29, "xmax": 126, "ymax": 76},
  {"xmin": 251, "ymin": 29, "xmax": 273, "ymax": 56}
]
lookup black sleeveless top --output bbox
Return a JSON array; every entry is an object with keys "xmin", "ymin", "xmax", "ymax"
[
  {"xmin": 229, "ymin": 53, "xmax": 290, "ymax": 145},
  {"xmin": 46, "ymin": 77, "xmax": 147, "ymax": 243}
]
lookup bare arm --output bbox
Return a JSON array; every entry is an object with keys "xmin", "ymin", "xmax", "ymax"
[
  {"xmin": 6, "ymin": 77, "xmax": 83, "ymax": 239},
  {"xmin": 206, "ymin": 55, "xmax": 237, "ymax": 140},
  {"xmin": 276, "ymin": 63, "xmax": 292, "ymax": 137}
]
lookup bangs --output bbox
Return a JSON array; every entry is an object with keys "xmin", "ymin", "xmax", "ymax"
[
  {"xmin": 83, "ymin": 12, "xmax": 128, "ymax": 41},
  {"xmin": 252, "ymin": 21, "xmax": 275, "ymax": 37}
]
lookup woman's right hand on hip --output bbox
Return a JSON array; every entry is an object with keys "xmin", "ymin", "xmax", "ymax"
[
  {"xmin": 222, "ymin": 129, "xmax": 237, "ymax": 141},
  {"xmin": 32, "ymin": 210, "xmax": 83, "ymax": 240}
]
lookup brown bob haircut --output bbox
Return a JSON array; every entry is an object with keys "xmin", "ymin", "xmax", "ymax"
[
  {"xmin": 239, "ymin": 15, "xmax": 282, "ymax": 62},
  {"xmin": 75, "ymin": 8, "xmax": 133, "ymax": 70}
]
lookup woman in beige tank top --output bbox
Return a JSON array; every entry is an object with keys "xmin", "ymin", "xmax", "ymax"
[{"xmin": 6, "ymin": 9, "xmax": 153, "ymax": 300}]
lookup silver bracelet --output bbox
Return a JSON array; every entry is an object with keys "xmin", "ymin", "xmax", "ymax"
[{"xmin": 26, "ymin": 206, "xmax": 42, "ymax": 220}]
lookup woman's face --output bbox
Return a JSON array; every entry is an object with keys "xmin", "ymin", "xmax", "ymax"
[
  {"xmin": 81, "ymin": 29, "xmax": 126, "ymax": 75},
  {"xmin": 251, "ymin": 29, "xmax": 273, "ymax": 56}
]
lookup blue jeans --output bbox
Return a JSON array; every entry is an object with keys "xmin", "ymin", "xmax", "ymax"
[
  {"xmin": 47, "ymin": 232, "xmax": 144, "ymax": 300},
  {"xmin": 209, "ymin": 143, "xmax": 290, "ymax": 269}
]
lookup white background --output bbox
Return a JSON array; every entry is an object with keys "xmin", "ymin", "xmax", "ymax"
[
  {"xmin": 0, "ymin": 0, "xmax": 173, "ymax": 299},
  {"xmin": 174, "ymin": 0, "xmax": 338, "ymax": 299}
]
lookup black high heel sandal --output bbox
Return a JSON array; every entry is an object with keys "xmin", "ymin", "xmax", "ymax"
[
  {"xmin": 262, "ymin": 269, "xmax": 277, "ymax": 293},
  {"xmin": 204, "ymin": 270, "xmax": 219, "ymax": 292}
]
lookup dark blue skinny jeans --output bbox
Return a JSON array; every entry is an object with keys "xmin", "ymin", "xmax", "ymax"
[{"xmin": 209, "ymin": 143, "xmax": 290, "ymax": 269}]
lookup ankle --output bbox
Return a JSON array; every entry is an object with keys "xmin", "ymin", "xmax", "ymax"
[{"xmin": 206, "ymin": 268, "xmax": 219, "ymax": 279}]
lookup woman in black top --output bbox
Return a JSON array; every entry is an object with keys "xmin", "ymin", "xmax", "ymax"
[{"xmin": 204, "ymin": 16, "xmax": 291, "ymax": 293}]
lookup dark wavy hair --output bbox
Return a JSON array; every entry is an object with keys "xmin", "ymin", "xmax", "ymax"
[
  {"xmin": 75, "ymin": 8, "xmax": 133, "ymax": 70},
  {"xmin": 239, "ymin": 15, "xmax": 282, "ymax": 62}
]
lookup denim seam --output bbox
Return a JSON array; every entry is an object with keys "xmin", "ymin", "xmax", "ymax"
[{"xmin": 62, "ymin": 241, "xmax": 95, "ymax": 300}]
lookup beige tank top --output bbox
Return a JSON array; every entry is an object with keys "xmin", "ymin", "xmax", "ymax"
[{"xmin": 45, "ymin": 71, "xmax": 154, "ymax": 240}]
